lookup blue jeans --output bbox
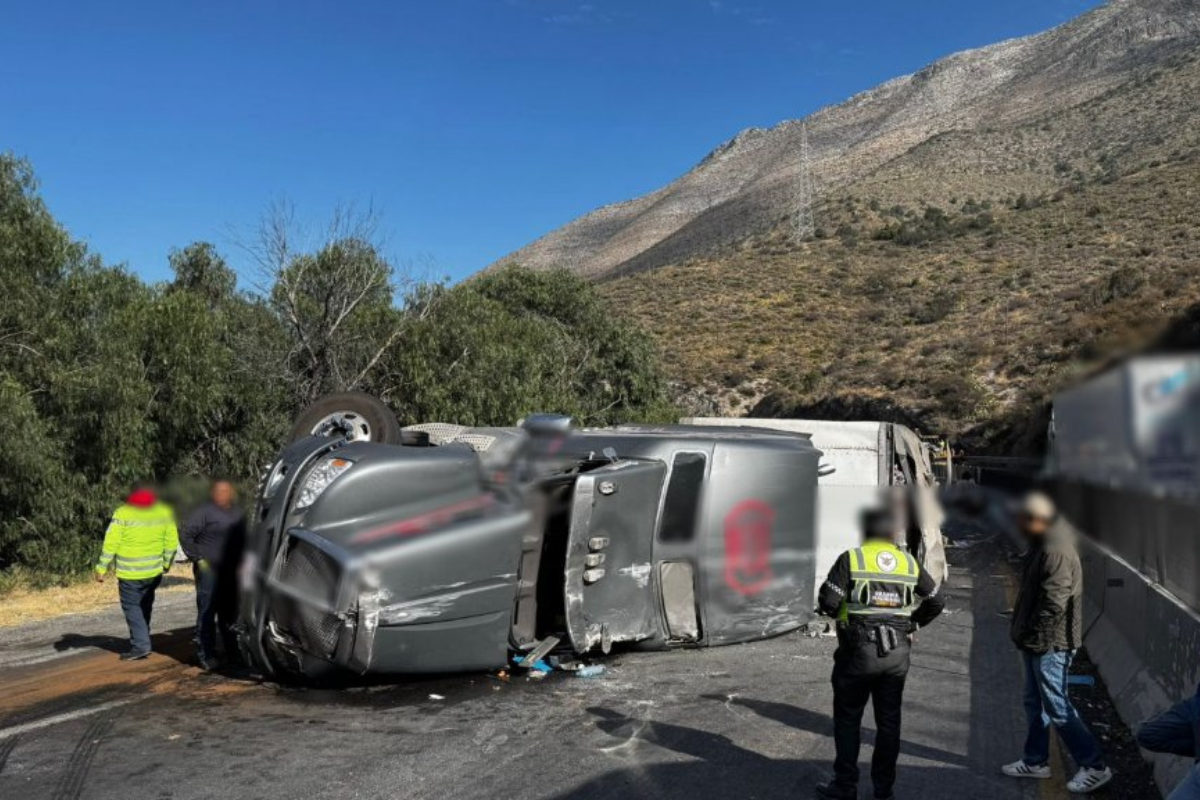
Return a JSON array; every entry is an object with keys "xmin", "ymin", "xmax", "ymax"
[
  {"xmin": 1022, "ymin": 650, "xmax": 1105, "ymax": 770},
  {"xmin": 1168, "ymin": 764, "xmax": 1200, "ymax": 800},
  {"xmin": 1138, "ymin": 694, "xmax": 1200, "ymax": 759},
  {"xmin": 118, "ymin": 575, "xmax": 162, "ymax": 654}
]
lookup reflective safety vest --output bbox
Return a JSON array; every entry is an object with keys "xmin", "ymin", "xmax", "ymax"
[
  {"xmin": 837, "ymin": 540, "xmax": 921, "ymax": 623},
  {"xmin": 95, "ymin": 502, "xmax": 179, "ymax": 580}
]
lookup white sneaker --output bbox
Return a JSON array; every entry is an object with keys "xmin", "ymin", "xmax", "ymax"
[
  {"xmin": 1001, "ymin": 760, "xmax": 1052, "ymax": 779},
  {"xmin": 1067, "ymin": 766, "xmax": 1113, "ymax": 794}
]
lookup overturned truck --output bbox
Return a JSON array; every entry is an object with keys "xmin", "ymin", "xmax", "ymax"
[{"xmin": 237, "ymin": 399, "xmax": 824, "ymax": 678}]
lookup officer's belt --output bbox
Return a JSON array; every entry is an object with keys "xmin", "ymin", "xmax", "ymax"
[{"xmin": 840, "ymin": 619, "xmax": 910, "ymax": 640}]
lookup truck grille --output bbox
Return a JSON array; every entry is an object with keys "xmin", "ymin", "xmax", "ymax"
[{"xmin": 273, "ymin": 537, "xmax": 345, "ymax": 660}]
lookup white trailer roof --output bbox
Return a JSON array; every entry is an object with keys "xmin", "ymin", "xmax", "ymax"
[{"xmin": 680, "ymin": 418, "xmax": 884, "ymax": 487}]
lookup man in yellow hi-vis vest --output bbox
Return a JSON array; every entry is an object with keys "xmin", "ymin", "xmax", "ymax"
[
  {"xmin": 815, "ymin": 507, "xmax": 946, "ymax": 800},
  {"xmin": 95, "ymin": 486, "xmax": 179, "ymax": 660}
]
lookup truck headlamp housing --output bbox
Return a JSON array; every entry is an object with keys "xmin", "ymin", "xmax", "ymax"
[
  {"xmin": 261, "ymin": 460, "xmax": 288, "ymax": 500},
  {"xmin": 294, "ymin": 457, "xmax": 354, "ymax": 511}
]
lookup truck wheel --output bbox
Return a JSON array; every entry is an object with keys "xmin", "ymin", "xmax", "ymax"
[{"xmin": 289, "ymin": 392, "xmax": 402, "ymax": 445}]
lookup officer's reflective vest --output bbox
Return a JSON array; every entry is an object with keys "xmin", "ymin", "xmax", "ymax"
[
  {"xmin": 837, "ymin": 540, "xmax": 920, "ymax": 623},
  {"xmin": 95, "ymin": 502, "xmax": 179, "ymax": 580}
]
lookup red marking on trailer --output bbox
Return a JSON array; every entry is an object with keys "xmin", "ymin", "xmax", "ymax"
[
  {"xmin": 350, "ymin": 495, "xmax": 496, "ymax": 544},
  {"xmin": 723, "ymin": 499, "xmax": 775, "ymax": 596}
]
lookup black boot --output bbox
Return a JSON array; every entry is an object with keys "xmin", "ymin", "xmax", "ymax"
[{"xmin": 815, "ymin": 781, "xmax": 857, "ymax": 800}]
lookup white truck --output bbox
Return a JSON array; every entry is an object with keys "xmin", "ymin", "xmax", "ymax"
[
  {"xmin": 681, "ymin": 418, "xmax": 947, "ymax": 594},
  {"xmin": 1050, "ymin": 355, "xmax": 1200, "ymax": 498}
]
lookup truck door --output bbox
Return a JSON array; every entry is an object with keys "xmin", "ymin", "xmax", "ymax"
[{"xmin": 563, "ymin": 460, "xmax": 667, "ymax": 654}]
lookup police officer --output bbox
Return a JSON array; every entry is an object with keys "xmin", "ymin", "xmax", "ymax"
[
  {"xmin": 94, "ymin": 485, "xmax": 179, "ymax": 661},
  {"xmin": 815, "ymin": 507, "xmax": 945, "ymax": 800}
]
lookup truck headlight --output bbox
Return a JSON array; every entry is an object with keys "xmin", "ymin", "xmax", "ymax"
[{"xmin": 294, "ymin": 457, "xmax": 354, "ymax": 511}]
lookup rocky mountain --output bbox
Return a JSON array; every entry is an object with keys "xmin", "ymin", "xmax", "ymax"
[{"xmin": 491, "ymin": 0, "xmax": 1200, "ymax": 280}]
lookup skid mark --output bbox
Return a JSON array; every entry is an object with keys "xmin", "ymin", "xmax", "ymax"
[
  {"xmin": 51, "ymin": 712, "xmax": 117, "ymax": 800},
  {"xmin": 0, "ymin": 734, "xmax": 16, "ymax": 774}
]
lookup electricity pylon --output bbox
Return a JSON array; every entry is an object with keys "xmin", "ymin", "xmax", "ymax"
[{"xmin": 793, "ymin": 122, "xmax": 816, "ymax": 242}]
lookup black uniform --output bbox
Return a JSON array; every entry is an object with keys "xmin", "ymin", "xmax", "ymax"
[
  {"xmin": 179, "ymin": 501, "xmax": 246, "ymax": 663},
  {"xmin": 816, "ymin": 543, "xmax": 945, "ymax": 800}
]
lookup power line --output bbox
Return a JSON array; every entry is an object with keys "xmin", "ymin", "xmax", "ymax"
[{"xmin": 793, "ymin": 122, "xmax": 816, "ymax": 242}]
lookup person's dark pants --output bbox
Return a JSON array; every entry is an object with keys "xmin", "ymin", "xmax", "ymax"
[
  {"xmin": 1021, "ymin": 650, "xmax": 1105, "ymax": 770},
  {"xmin": 830, "ymin": 636, "xmax": 911, "ymax": 799},
  {"xmin": 193, "ymin": 563, "xmax": 240, "ymax": 661},
  {"xmin": 1137, "ymin": 693, "xmax": 1200, "ymax": 799},
  {"xmin": 1137, "ymin": 694, "xmax": 1200, "ymax": 759},
  {"xmin": 117, "ymin": 575, "xmax": 162, "ymax": 655}
]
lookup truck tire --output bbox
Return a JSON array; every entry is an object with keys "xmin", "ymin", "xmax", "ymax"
[{"xmin": 288, "ymin": 392, "xmax": 403, "ymax": 445}]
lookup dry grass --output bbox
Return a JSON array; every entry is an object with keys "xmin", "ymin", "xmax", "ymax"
[
  {"xmin": 602, "ymin": 154, "xmax": 1200, "ymax": 450},
  {"xmin": 593, "ymin": 49, "xmax": 1200, "ymax": 453},
  {"xmin": 0, "ymin": 573, "xmax": 194, "ymax": 629}
]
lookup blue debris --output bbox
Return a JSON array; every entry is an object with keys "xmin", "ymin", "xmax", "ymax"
[{"xmin": 512, "ymin": 656, "xmax": 554, "ymax": 673}]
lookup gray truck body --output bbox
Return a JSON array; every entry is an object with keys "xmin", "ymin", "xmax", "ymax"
[
  {"xmin": 238, "ymin": 424, "xmax": 821, "ymax": 678},
  {"xmin": 681, "ymin": 418, "xmax": 948, "ymax": 591}
]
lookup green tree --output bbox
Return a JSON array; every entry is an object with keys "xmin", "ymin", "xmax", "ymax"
[
  {"xmin": 168, "ymin": 242, "xmax": 236, "ymax": 308},
  {"xmin": 248, "ymin": 202, "xmax": 409, "ymax": 406},
  {"xmin": 0, "ymin": 160, "xmax": 677, "ymax": 588},
  {"xmin": 387, "ymin": 266, "xmax": 674, "ymax": 426}
]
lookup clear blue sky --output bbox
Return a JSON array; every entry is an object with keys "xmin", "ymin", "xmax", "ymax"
[{"xmin": 2, "ymin": 0, "xmax": 1103, "ymax": 283}]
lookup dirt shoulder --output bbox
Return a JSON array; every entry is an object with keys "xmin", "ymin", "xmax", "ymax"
[{"xmin": 0, "ymin": 573, "xmax": 194, "ymax": 629}]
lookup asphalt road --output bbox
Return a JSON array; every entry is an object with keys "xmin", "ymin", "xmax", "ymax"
[{"xmin": 0, "ymin": 519, "xmax": 1149, "ymax": 800}]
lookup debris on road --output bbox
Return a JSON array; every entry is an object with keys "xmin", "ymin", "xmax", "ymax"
[
  {"xmin": 516, "ymin": 636, "xmax": 560, "ymax": 668},
  {"xmin": 575, "ymin": 665, "xmax": 606, "ymax": 678}
]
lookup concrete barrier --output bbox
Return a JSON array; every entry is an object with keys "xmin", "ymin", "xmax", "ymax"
[{"xmin": 1071, "ymin": 520, "xmax": 1200, "ymax": 796}]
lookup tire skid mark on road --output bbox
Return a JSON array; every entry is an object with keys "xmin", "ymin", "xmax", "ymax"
[
  {"xmin": 0, "ymin": 734, "xmax": 17, "ymax": 774},
  {"xmin": 50, "ymin": 712, "xmax": 118, "ymax": 800}
]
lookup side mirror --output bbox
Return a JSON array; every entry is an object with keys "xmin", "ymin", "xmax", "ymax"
[{"xmin": 817, "ymin": 462, "xmax": 837, "ymax": 478}]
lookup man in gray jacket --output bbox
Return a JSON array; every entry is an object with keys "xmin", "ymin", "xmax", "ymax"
[{"xmin": 1001, "ymin": 492, "xmax": 1111, "ymax": 794}]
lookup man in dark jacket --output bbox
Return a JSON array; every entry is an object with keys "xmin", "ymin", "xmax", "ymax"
[
  {"xmin": 815, "ymin": 507, "xmax": 946, "ymax": 800},
  {"xmin": 1002, "ymin": 492, "xmax": 1111, "ymax": 794},
  {"xmin": 179, "ymin": 479, "xmax": 246, "ymax": 670}
]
